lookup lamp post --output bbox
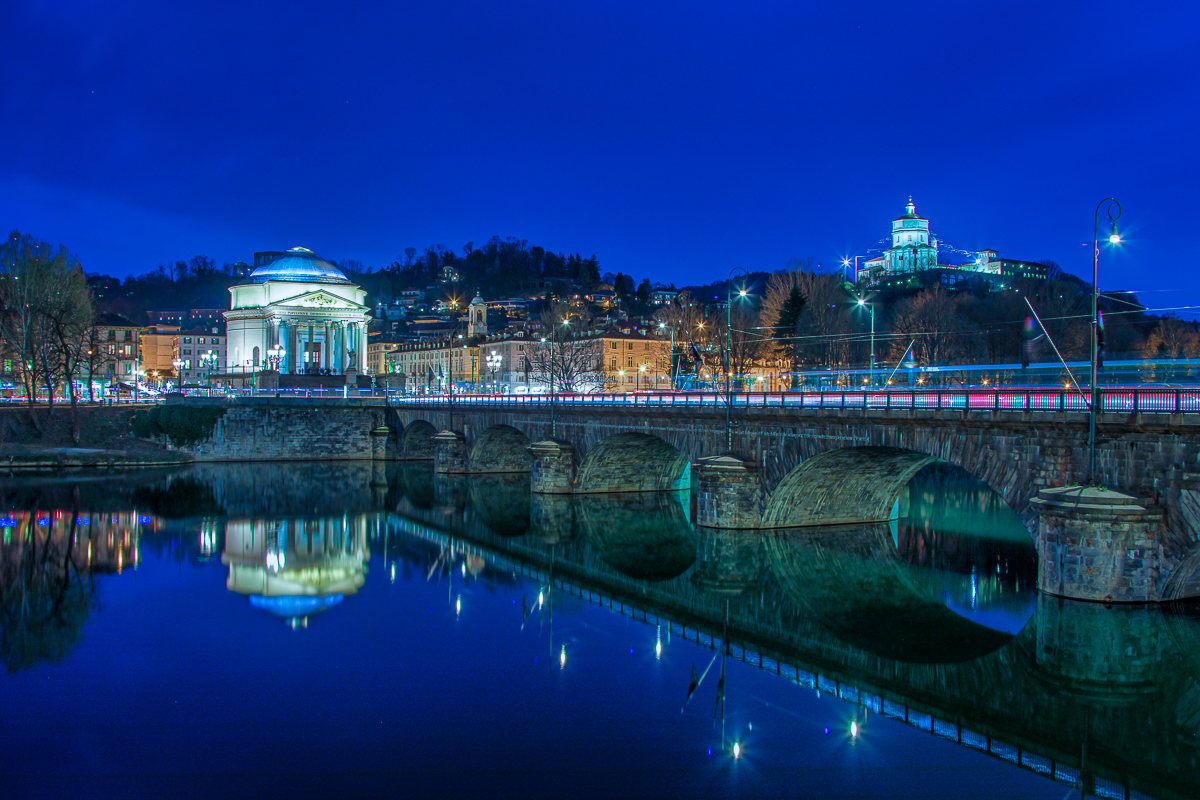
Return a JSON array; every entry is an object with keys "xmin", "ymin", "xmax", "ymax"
[
  {"xmin": 268, "ymin": 345, "xmax": 283, "ymax": 371},
  {"xmin": 638, "ymin": 363, "xmax": 646, "ymax": 391},
  {"xmin": 657, "ymin": 321, "xmax": 676, "ymax": 390},
  {"xmin": 725, "ymin": 266, "xmax": 749, "ymax": 454},
  {"xmin": 200, "ymin": 350, "xmax": 215, "ymax": 396},
  {"xmin": 841, "ymin": 255, "xmax": 864, "ymax": 284},
  {"xmin": 1089, "ymin": 198, "xmax": 1121, "ymax": 486},
  {"xmin": 486, "ymin": 351, "xmax": 502, "ymax": 392},
  {"xmin": 857, "ymin": 298, "xmax": 875, "ymax": 387},
  {"xmin": 547, "ymin": 318, "xmax": 570, "ymax": 438}
]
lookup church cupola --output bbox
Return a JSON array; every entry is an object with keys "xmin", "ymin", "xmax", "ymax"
[{"xmin": 468, "ymin": 292, "xmax": 488, "ymax": 336}]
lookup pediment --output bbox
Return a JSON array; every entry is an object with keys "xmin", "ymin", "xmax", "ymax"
[{"xmin": 271, "ymin": 290, "xmax": 367, "ymax": 312}]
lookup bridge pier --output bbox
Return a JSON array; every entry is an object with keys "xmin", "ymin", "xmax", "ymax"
[
  {"xmin": 370, "ymin": 426, "xmax": 390, "ymax": 460},
  {"xmin": 433, "ymin": 430, "xmax": 469, "ymax": 474},
  {"xmin": 529, "ymin": 439, "xmax": 575, "ymax": 494},
  {"xmin": 1032, "ymin": 486, "xmax": 1165, "ymax": 603},
  {"xmin": 695, "ymin": 455, "xmax": 761, "ymax": 529}
]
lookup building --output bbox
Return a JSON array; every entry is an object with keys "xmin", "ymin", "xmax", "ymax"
[
  {"xmin": 391, "ymin": 322, "xmax": 673, "ymax": 394},
  {"xmin": 223, "ymin": 247, "xmax": 372, "ymax": 376},
  {"xmin": 649, "ymin": 289, "xmax": 677, "ymax": 306},
  {"xmin": 367, "ymin": 333, "xmax": 411, "ymax": 376},
  {"xmin": 177, "ymin": 324, "xmax": 226, "ymax": 385},
  {"xmin": 860, "ymin": 199, "xmax": 1048, "ymax": 289},
  {"xmin": 140, "ymin": 325, "xmax": 180, "ymax": 386},
  {"xmin": 90, "ymin": 313, "xmax": 141, "ymax": 387}
]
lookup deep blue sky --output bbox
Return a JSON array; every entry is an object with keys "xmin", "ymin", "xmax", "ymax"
[{"xmin": 3, "ymin": 1, "xmax": 1197, "ymax": 306}]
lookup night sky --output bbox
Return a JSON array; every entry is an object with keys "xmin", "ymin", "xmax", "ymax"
[{"xmin": 3, "ymin": 1, "xmax": 1197, "ymax": 304}]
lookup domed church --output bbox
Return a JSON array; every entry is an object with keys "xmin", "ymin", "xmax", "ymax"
[{"xmin": 224, "ymin": 247, "xmax": 371, "ymax": 375}]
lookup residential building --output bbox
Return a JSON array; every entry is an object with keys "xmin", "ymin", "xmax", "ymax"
[
  {"xmin": 177, "ymin": 324, "xmax": 227, "ymax": 385},
  {"xmin": 91, "ymin": 313, "xmax": 141, "ymax": 386},
  {"xmin": 141, "ymin": 325, "xmax": 180, "ymax": 386}
]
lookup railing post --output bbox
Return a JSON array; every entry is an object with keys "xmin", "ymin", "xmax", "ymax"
[
  {"xmin": 1132, "ymin": 389, "xmax": 1138, "ymax": 414},
  {"xmin": 1060, "ymin": 391, "xmax": 1065, "ymax": 412},
  {"xmin": 1177, "ymin": 389, "xmax": 1183, "ymax": 414},
  {"xmin": 937, "ymin": 391, "xmax": 942, "ymax": 410},
  {"xmin": 1025, "ymin": 391, "xmax": 1030, "ymax": 413}
]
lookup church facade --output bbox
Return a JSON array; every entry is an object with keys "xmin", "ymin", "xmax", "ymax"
[{"xmin": 223, "ymin": 247, "xmax": 372, "ymax": 376}]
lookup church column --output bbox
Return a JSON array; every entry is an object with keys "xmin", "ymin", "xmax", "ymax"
[
  {"xmin": 360, "ymin": 323, "xmax": 368, "ymax": 374},
  {"xmin": 323, "ymin": 322, "xmax": 331, "ymax": 370},
  {"xmin": 338, "ymin": 322, "xmax": 347, "ymax": 373}
]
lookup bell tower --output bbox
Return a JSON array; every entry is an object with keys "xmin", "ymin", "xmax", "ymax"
[{"xmin": 468, "ymin": 292, "xmax": 488, "ymax": 336}]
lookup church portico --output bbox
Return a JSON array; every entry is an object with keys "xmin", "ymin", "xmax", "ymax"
[{"xmin": 224, "ymin": 248, "xmax": 371, "ymax": 376}]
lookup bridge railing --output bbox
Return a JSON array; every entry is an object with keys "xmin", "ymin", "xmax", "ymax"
[{"xmin": 383, "ymin": 387, "xmax": 1200, "ymax": 414}]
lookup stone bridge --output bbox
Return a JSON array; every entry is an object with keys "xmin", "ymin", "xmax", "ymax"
[
  {"xmin": 383, "ymin": 401, "xmax": 1200, "ymax": 603},
  {"xmin": 167, "ymin": 397, "xmax": 1200, "ymax": 602}
]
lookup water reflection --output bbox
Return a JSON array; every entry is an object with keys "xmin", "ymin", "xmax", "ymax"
[
  {"xmin": 222, "ymin": 516, "xmax": 370, "ymax": 625},
  {"xmin": 4, "ymin": 461, "xmax": 1200, "ymax": 800},
  {"xmin": 0, "ymin": 510, "xmax": 149, "ymax": 671}
]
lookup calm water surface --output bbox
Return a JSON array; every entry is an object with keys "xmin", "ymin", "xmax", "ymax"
[{"xmin": 0, "ymin": 463, "xmax": 1197, "ymax": 799}]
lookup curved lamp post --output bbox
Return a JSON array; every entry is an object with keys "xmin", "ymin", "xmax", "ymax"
[
  {"xmin": 1089, "ymin": 198, "xmax": 1121, "ymax": 486},
  {"xmin": 725, "ymin": 266, "xmax": 749, "ymax": 454}
]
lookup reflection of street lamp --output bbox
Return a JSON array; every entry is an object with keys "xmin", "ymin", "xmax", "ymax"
[
  {"xmin": 725, "ymin": 267, "xmax": 749, "ymax": 454},
  {"xmin": 857, "ymin": 298, "xmax": 875, "ymax": 386},
  {"xmin": 1089, "ymin": 198, "xmax": 1121, "ymax": 486}
]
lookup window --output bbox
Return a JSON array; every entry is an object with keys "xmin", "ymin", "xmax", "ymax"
[
  {"xmin": 183, "ymin": 337, "xmax": 192, "ymax": 344},
  {"xmin": 252, "ymin": 347, "xmax": 260, "ymax": 367},
  {"xmin": 198, "ymin": 338, "xmax": 206, "ymax": 344},
  {"xmin": 610, "ymin": 358, "xmax": 617, "ymax": 369},
  {"xmin": 611, "ymin": 343, "xmax": 618, "ymax": 350},
  {"xmin": 517, "ymin": 344, "xmax": 524, "ymax": 351},
  {"xmin": 627, "ymin": 356, "xmax": 633, "ymax": 367}
]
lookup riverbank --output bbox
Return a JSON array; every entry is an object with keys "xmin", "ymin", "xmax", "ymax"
[{"xmin": 0, "ymin": 405, "xmax": 190, "ymax": 469}]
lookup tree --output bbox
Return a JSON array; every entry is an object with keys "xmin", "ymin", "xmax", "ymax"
[
  {"xmin": 773, "ymin": 286, "xmax": 806, "ymax": 387},
  {"xmin": 526, "ymin": 301, "xmax": 613, "ymax": 392}
]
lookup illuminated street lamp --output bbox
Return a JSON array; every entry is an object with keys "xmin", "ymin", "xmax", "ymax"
[
  {"xmin": 1089, "ymin": 198, "xmax": 1122, "ymax": 485},
  {"xmin": 725, "ymin": 267, "xmax": 749, "ymax": 454},
  {"xmin": 486, "ymin": 350, "xmax": 502, "ymax": 391},
  {"xmin": 267, "ymin": 344, "xmax": 284, "ymax": 371},
  {"xmin": 857, "ymin": 298, "xmax": 876, "ymax": 386}
]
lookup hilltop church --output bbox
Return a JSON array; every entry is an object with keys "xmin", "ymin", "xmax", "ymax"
[{"xmin": 859, "ymin": 199, "xmax": 1047, "ymax": 289}]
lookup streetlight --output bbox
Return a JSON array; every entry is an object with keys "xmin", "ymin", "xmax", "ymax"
[
  {"xmin": 638, "ymin": 363, "xmax": 646, "ymax": 391},
  {"xmin": 486, "ymin": 350, "xmax": 502, "ymax": 392},
  {"xmin": 548, "ymin": 317, "xmax": 570, "ymax": 438},
  {"xmin": 1089, "ymin": 198, "xmax": 1121, "ymax": 486},
  {"xmin": 725, "ymin": 266, "xmax": 749, "ymax": 454},
  {"xmin": 267, "ymin": 345, "xmax": 284, "ymax": 371},
  {"xmin": 857, "ymin": 297, "xmax": 876, "ymax": 387},
  {"xmin": 841, "ymin": 255, "xmax": 864, "ymax": 283}
]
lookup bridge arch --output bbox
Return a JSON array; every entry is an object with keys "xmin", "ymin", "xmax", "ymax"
[
  {"xmin": 575, "ymin": 432, "xmax": 691, "ymax": 493},
  {"xmin": 763, "ymin": 446, "xmax": 937, "ymax": 529},
  {"xmin": 467, "ymin": 425, "xmax": 532, "ymax": 473},
  {"xmin": 399, "ymin": 420, "xmax": 437, "ymax": 460}
]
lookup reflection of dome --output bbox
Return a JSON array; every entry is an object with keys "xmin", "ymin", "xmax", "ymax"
[
  {"xmin": 247, "ymin": 247, "xmax": 351, "ymax": 285},
  {"xmin": 250, "ymin": 594, "xmax": 344, "ymax": 617}
]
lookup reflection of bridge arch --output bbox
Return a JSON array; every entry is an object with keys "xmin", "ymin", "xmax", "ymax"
[
  {"xmin": 467, "ymin": 425, "xmax": 531, "ymax": 473},
  {"xmin": 467, "ymin": 474, "xmax": 531, "ymax": 537},
  {"xmin": 765, "ymin": 524, "xmax": 1022, "ymax": 663},
  {"xmin": 399, "ymin": 420, "xmax": 436, "ymax": 460},
  {"xmin": 575, "ymin": 432, "xmax": 690, "ymax": 493},
  {"xmin": 763, "ymin": 447, "xmax": 936, "ymax": 528},
  {"xmin": 577, "ymin": 492, "xmax": 696, "ymax": 580}
]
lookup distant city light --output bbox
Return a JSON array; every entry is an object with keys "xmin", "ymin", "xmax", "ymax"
[
  {"xmin": 850, "ymin": 721, "xmax": 859, "ymax": 739},
  {"xmin": 733, "ymin": 742, "xmax": 741, "ymax": 759}
]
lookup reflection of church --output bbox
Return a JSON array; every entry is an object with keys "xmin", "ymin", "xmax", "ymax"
[{"xmin": 222, "ymin": 516, "xmax": 370, "ymax": 622}]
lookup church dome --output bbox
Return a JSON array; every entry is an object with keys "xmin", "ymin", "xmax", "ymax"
[{"xmin": 247, "ymin": 247, "xmax": 351, "ymax": 285}]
